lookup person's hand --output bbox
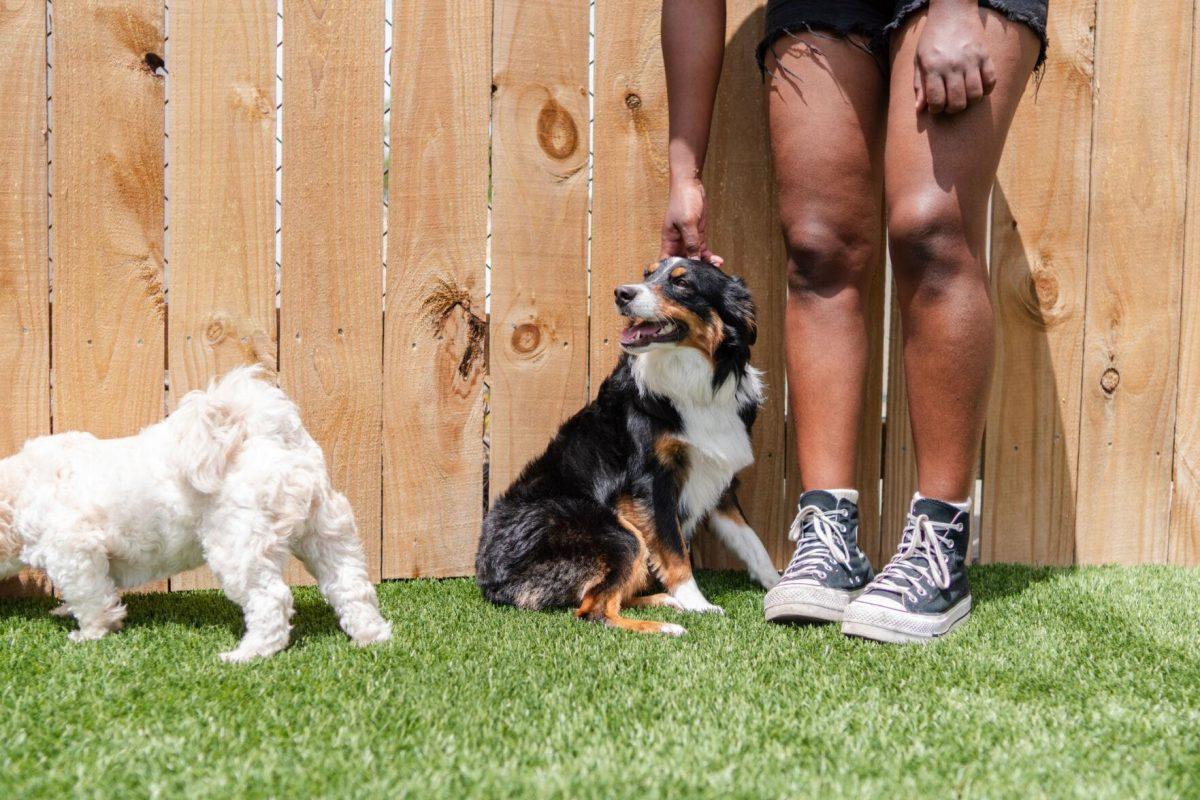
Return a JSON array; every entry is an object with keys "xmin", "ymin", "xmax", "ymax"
[
  {"xmin": 660, "ymin": 178, "xmax": 723, "ymax": 266},
  {"xmin": 913, "ymin": 0, "xmax": 996, "ymax": 115}
]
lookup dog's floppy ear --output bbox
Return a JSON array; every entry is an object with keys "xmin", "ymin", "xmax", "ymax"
[
  {"xmin": 174, "ymin": 390, "xmax": 244, "ymax": 495},
  {"xmin": 724, "ymin": 275, "xmax": 757, "ymax": 346}
]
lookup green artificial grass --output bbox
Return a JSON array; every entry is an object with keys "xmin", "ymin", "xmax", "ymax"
[{"xmin": 1, "ymin": 566, "xmax": 1198, "ymax": 799}]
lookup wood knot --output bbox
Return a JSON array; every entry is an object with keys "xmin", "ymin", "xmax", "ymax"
[
  {"xmin": 536, "ymin": 100, "xmax": 578, "ymax": 160},
  {"xmin": 511, "ymin": 323, "xmax": 542, "ymax": 355},
  {"xmin": 205, "ymin": 319, "xmax": 227, "ymax": 346},
  {"xmin": 1100, "ymin": 367, "xmax": 1120, "ymax": 394},
  {"xmin": 625, "ymin": 93, "xmax": 642, "ymax": 109}
]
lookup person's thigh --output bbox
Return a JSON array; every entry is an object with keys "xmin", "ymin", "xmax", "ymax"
[
  {"xmin": 767, "ymin": 33, "xmax": 887, "ymax": 279},
  {"xmin": 884, "ymin": 7, "xmax": 1041, "ymax": 257}
]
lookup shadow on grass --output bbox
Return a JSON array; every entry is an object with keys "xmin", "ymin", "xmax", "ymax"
[{"xmin": 0, "ymin": 586, "xmax": 348, "ymax": 650}]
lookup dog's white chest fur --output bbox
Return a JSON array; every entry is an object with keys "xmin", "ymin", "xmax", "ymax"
[{"xmin": 633, "ymin": 349, "xmax": 763, "ymax": 535}]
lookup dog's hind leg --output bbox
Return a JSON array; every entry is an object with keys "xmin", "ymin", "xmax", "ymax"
[
  {"xmin": 43, "ymin": 532, "xmax": 126, "ymax": 642},
  {"xmin": 204, "ymin": 518, "xmax": 296, "ymax": 663},
  {"xmin": 575, "ymin": 529, "xmax": 686, "ymax": 637},
  {"xmin": 295, "ymin": 490, "xmax": 391, "ymax": 647}
]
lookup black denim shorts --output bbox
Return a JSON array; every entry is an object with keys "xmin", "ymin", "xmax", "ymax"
[{"xmin": 757, "ymin": 0, "xmax": 1048, "ymax": 73}]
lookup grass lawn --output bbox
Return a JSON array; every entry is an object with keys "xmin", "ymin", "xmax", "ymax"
[{"xmin": 1, "ymin": 566, "xmax": 1197, "ymax": 799}]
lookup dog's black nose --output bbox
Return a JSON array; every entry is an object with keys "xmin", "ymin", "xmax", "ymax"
[{"xmin": 614, "ymin": 285, "xmax": 638, "ymax": 307}]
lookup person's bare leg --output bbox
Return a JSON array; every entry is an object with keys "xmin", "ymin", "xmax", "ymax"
[
  {"xmin": 885, "ymin": 9, "xmax": 1040, "ymax": 501},
  {"xmin": 766, "ymin": 33, "xmax": 887, "ymax": 491}
]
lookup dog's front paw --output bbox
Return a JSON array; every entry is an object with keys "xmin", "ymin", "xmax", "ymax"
[
  {"xmin": 686, "ymin": 603, "xmax": 725, "ymax": 616},
  {"xmin": 658, "ymin": 622, "xmax": 688, "ymax": 637},
  {"xmin": 351, "ymin": 619, "xmax": 393, "ymax": 648},
  {"xmin": 219, "ymin": 647, "xmax": 266, "ymax": 664},
  {"xmin": 68, "ymin": 628, "xmax": 109, "ymax": 643},
  {"xmin": 50, "ymin": 603, "xmax": 73, "ymax": 618}
]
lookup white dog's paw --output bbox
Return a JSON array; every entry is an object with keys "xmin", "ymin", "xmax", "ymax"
[
  {"xmin": 219, "ymin": 646, "xmax": 272, "ymax": 664},
  {"xmin": 351, "ymin": 619, "xmax": 393, "ymax": 648},
  {"xmin": 660, "ymin": 596, "xmax": 686, "ymax": 611},
  {"xmin": 50, "ymin": 603, "xmax": 73, "ymax": 618},
  {"xmin": 68, "ymin": 627, "xmax": 110, "ymax": 643},
  {"xmin": 753, "ymin": 569, "xmax": 782, "ymax": 590},
  {"xmin": 658, "ymin": 622, "xmax": 687, "ymax": 637}
]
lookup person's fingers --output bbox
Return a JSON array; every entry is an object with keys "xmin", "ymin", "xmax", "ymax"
[
  {"xmin": 682, "ymin": 228, "xmax": 703, "ymax": 260},
  {"xmin": 923, "ymin": 72, "xmax": 947, "ymax": 114},
  {"xmin": 943, "ymin": 71, "xmax": 968, "ymax": 114},
  {"xmin": 706, "ymin": 251, "xmax": 725, "ymax": 268},
  {"xmin": 964, "ymin": 66, "xmax": 985, "ymax": 105},
  {"xmin": 980, "ymin": 56, "xmax": 997, "ymax": 95}
]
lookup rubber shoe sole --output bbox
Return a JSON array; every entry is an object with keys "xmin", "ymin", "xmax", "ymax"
[
  {"xmin": 764, "ymin": 583, "xmax": 864, "ymax": 624},
  {"xmin": 841, "ymin": 594, "xmax": 972, "ymax": 644}
]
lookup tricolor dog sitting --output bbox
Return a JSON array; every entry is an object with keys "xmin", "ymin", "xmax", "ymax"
[{"xmin": 476, "ymin": 257, "xmax": 780, "ymax": 635}]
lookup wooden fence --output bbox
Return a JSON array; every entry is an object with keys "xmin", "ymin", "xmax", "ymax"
[{"xmin": 0, "ymin": 0, "xmax": 1196, "ymax": 597}]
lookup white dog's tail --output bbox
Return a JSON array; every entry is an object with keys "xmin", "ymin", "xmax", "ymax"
[{"xmin": 172, "ymin": 365, "xmax": 291, "ymax": 494}]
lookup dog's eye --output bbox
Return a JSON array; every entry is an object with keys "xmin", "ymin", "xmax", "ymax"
[{"xmin": 670, "ymin": 274, "xmax": 690, "ymax": 288}]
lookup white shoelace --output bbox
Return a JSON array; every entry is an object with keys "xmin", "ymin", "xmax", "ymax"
[
  {"xmin": 783, "ymin": 504, "xmax": 851, "ymax": 580},
  {"xmin": 870, "ymin": 514, "xmax": 964, "ymax": 603}
]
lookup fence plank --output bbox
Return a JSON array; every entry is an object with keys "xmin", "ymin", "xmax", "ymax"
[
  {"xmin": 1075, "ymin": 1, "xmax": 1192, "ymax": 565},
  {"xmin": 688, "ymin": 0, "xmax": 787, "ymax": 570},
  {"xmin": 383, "ymin": 0, "xmax": 489, "ymax": 578},
  {"xmin": 280, "ymin": 0, "xmax": 383, "ymax": 584},
  {"xmin": 52, "ymin": 0, "xmax": 166, "ymax": 592},
  {"xmin": 168, "ymin": 0, "xmax": 275, "ymax": 590},
  {"xmin": 983, "ymin": 0, "xmax": 1096, "ymax": 565},
  {"xmin": 0, "ymin": 0, "xmax": 50, "ymax": 597},
  {"xmin": 880, "ymin": 290, "xmax": 917, "ymax": 562},
  {"xmin": 488, "ymin": 0, "xmax": 590, "ymax": 502},
  {"xmin": 1169, "ymin": 2, "xmax": 1200, "ymax": 567},
  {"xmin": 590, "ymin": 0, "xmax": 663, "ymax": 387}
]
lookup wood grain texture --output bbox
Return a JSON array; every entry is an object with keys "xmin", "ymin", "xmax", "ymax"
[
  {"xmin": 1169, "ymin": 0, "xmax": 1200, "ymax": 566},
  {"xmin": 52, "ymin": 0, "xmax": 166, "ymax": 593},
  {"xmin": 589, "ymin": 0, "xmax": 665, "ymax": 387},
  {"xmin": 383, "ymin": 0, "xmax": 488, "ymax": 578},
  {"xmin": 280, "ymin": 0, "xmax": 383, "ymax": 584},
  {"xmin": 983, "ymin": 0, "xmax": 1096, "ymax": 565},
  {"xmin": 51, "ymin": 1, "xmax": 165, "ymax": 438},
  {"xmin": 1076, "ymin": 0, "xmax": 1192, "ymax": 564},
  {"xmin": 880, "ymin": 288, "xmax": 918, "ymax": 562},
  {"xmin": 168, "ymin": 0, "xmax": 275, "ymax": 590},
  {"xmin": 0, "ymin": 0, "xmax": 50, "ymax": 597},
  {"xmin": 692, "ymin": 0, "xmax": 788, "ymax": 569},
  {"xmin": 488, "ymin": 0, "xmax": 590, "ymax": 502}
]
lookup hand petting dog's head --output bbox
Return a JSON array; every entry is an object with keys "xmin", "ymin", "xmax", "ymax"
[{"xmin": 614, "ymin": 257, "xmax": 757, "ymax": 360}]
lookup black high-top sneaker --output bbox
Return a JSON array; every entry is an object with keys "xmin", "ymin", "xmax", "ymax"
[
  {"xmin": 842, "ymin": 497, "xmax": 971, "ymax": 644},
  {"xmin": 764, "ymin": 490, "xmax": 874, "ymax": 624}
]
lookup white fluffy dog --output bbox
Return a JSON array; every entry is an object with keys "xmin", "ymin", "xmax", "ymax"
[{"xmin": 0, "ymin": 366, "xmax": 392, "ymax": 662}]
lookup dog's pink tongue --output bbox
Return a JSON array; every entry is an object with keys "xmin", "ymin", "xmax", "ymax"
[{"xmin": 620, "ymin": 322, "xmax": 657, "ymax": 345}]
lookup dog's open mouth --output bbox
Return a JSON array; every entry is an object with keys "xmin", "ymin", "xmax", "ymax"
[{"xmin": 619, "ymin": 318, "xmax": 687, "ymax": 348}]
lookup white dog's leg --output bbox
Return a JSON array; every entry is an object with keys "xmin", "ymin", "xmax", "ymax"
[
  {"xmin": 44, "ymin": 534, "xmax": 127, "ymax": 641},
  {"xmin": 205, "ymin": 523, "xmax": 295, "ymax": 663},
  {"xmin": 707, "ymin": 509, "xmax": 781, "ymax": 590},
  {"xmin": 296, "ymin": 491, "xmax": 391, "ymax": 647}
]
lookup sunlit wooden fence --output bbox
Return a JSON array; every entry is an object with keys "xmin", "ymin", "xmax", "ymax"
[{"xmin": 0, "ymin": 1, "xmax": 1196, "ymax": 596}]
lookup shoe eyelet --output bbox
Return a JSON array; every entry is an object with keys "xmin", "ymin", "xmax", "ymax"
[{"xmin": 917, "ymin": 587, "xmax": 927, "ymax": 597}]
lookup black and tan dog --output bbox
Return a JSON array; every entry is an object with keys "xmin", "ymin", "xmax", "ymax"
[{"xmin": 475, "ymin": 257, "xmax": 780, "ymax": 635}]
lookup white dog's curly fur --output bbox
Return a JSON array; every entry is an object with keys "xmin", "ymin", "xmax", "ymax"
[{"xmin": 0, "ymin": 366, "xmax": 392, "ymax": 662}]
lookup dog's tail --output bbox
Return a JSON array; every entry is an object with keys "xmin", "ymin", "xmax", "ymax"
[{"xmin": 172, "ymin": 365, "xmax": 294, "ymax": 494}]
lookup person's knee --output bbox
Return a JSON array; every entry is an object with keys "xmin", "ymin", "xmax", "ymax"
[
  {"xmin": 887, "ymin": 193, "xmax": 982, "ymax": 300},
  {"xmin": 782, "ymin": 215, "xmax": 878, "ymax": 301}
]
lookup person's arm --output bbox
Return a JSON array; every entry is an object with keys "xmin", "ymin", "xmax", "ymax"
[
  {"xmin": 913, "ymin": 0, "xmax": 997, "ymax": 114},
  {"xmin": 660, "ymin": 0, "xmax": 726, "ymax": 265}
]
